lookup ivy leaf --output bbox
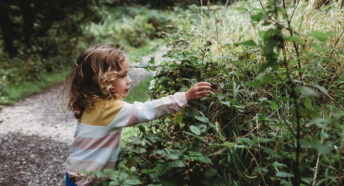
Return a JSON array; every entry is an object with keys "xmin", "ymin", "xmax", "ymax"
[
  {"xmin": 190, "ymin": 125, "xmax": 201, "ymax": 135},
  {"xmin": 276, "ymin": 171, "xmax": 294, "ymax": 177},
  {"xmin": 195, "ymin": 116, "xmax": 209, "ymax": 123}
]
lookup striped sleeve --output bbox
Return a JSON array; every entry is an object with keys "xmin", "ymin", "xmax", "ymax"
[{"xmin": 109, "ymin": 92, "xmax": 187, "ymax": 128}]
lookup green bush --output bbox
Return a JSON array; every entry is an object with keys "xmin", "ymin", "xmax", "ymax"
[
  {"xmin": 89, "ymin": 1, "xmax": 344, "ymax": 185},
  {"xmin": 87, "ymin": 6, "xmax": 172, "ymax": 48}
]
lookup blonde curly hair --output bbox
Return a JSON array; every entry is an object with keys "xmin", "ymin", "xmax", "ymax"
[{"xmin": 64, "ymin": 44, "xmax": 127, "ymax": 119}]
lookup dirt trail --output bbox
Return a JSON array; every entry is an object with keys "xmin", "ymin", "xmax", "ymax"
[{"xmin": 0, "ymin": 47, "xmax": 167, "ymax": 185}]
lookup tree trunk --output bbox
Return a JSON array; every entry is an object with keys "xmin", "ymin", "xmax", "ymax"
[
  {"xmin": 20, "ymin": 0, "xmax": 34, "ymax": 48},
  {"xmin": 0, "ymin": 2, "xmax": 17, "ymax": 57}
]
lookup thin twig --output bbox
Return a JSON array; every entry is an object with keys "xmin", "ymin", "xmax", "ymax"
[
  {"xmin": 330, "ymin": 29, "xmax": 344, "ymax": 56},
  {"xmin": 247, "ymin": 149, "xmax": 267, "ymax": 186},
  {"xmin": 258, "ymin": 0, "xmax": 280, "ymax": 24},
  {"xmin": 282, "ymin": 0, "xmax": 303, "ymax": 81},
  {"xmin": 312, "ymin": 153, "xmax": 321, "ymax": 186},
  {"xmin": 281, "ymin": 33, "xmax": 301, "ymax": 186},
  {"xmin": 290, "ymin": 0, "xmax": 301, "ymax": 22}
]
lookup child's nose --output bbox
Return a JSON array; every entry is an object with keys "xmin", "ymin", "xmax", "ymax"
[{"xmin": 127, "ymin": 76, "xmax": 131, "ymax": 85}]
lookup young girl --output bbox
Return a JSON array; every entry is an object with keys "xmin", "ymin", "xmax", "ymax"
[{"xmin": 64, "ymin": 44, "xmax": 211, "ymax": 185}]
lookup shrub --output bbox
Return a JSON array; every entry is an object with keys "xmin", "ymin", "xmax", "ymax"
[{"xmin": 81, "ymin": 1, "xmax": 344, "ymax": 185}]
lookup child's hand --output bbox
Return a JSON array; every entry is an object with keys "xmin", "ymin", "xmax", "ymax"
[{"xmin": 185, "ymin": 82, "xmax": 212, "ymax": 102}]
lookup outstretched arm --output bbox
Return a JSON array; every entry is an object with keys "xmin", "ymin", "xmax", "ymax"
[{"xmin": 110, "ymin": 82, "xmax": 212, "ymax": 128}]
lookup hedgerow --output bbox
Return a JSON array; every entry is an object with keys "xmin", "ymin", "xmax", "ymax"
[{"xmin": 82, "ymin": 1, "xmax": 344, "ymax": 185}]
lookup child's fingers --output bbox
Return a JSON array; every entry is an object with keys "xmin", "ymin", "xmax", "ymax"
[
  {"xmin": 197, "ymin": 85, "xmax": 212, "ymax": 90},
  {"xmin": 196, "ymin": 90, "xmax": 211, "ymax": 96},
  {"xmin": 197, "ymin": 82, "xmax": 211, "ymax": 86}
]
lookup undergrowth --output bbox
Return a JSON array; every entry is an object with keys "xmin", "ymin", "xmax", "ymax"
[
  {"xmin": 0, "ymin": 6, "xmax": 170, "ymax": 105},
  {"xmin": 86, "ymin": 1, "xmax": 344, "ymax": 185}
]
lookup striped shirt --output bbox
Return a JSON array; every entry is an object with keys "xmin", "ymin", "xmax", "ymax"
[{"xmin": 65, "ymin": 92, "xmax": 187, "ymax": 185}]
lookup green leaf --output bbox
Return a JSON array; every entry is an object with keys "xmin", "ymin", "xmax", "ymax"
[
  {"xmin": 280, "ymin": 180, "xmax": 293, "ymax": 186},
  {"xmin": 168, "ymin": 160, "xmax": 185, "ymax": 168},
  {"xmin": 194, "ymin": 116, "xmax": 209, "ymax": 123},
  {"xmin": 314, "ymin": 143, "xmax": 330, "ymax": 154},
  {"xmin": 220, "ymin": 101, "xmax": 231, "ymax": 107},
  {"xmin": 236, "ymin": 40, "xmax": 258, "ymax": 47},
  {"xmin": 269, "ymin": 101, "xmax": 278, "ymax": 110},
  {"xmin": 304, "ymin": 98, "xmax": 312, "ymax": 110},
  {"xmin": 236, "ymin": 7, "xmax": 248, "ymax": 12},
  {"xmin": 284, "ymin": 36, "xmax": 303, "ymax": 45},
  {"xmin": 186, "ymin": 151, "xmax": 213, "ymax": 164},
  {"xmin": 190, "ymin": 125, "xmax": 201, "ymax": 135},
  {"xmin": 312, "ymin": 84, "xmax": 328, "ymax": 94},
  {"xmin": 96, "ymin": 170, "xmax": 104, "ymax": 178},
  {"xmin": 122, "ymin": 178, "xmax": 142, "ymax": 185},
  {"xmin": 272, "ymin": 162, "xmax": 287, "ymax": 168},
  {"xmin": 109, "ymin": 180, "xmax": 120, "ymax": 185},
  {"xmin": 253, "ymin": 167, "xmax": 268, "ymax": 175},
  {"xmin": 276, "ymin": 171, "xmax": 294, "ymax": 177},
  {"xmin": 312, "ymin": 118, "xmax": 330, "ymax": 129},
  {"xmin": 259, "ymin": 97, "xmax": 268, "ymax": 102},
  {"xmin": 297, "ymin": 86, "xmax": 319, "ymax": 98},
  {"xmin": 311, "ymin": 31, "xmax": 334, "ymax": 42},
  {"xmin": 301, "ymin": 177, "xmax": 313, "ymax": 184},
  {"xmin": 198, "ymin": 124, "xmax": 207, "ymax": 133},
  {"xmin": 166, "ymin": 153, "xmax": 181, "ymax": 160},
  {"xmin": 263, "ymin": 148, "xmax": 281, "ymax": 158},
  {"xmin": 237, "ymin": 137, "xmax": 253, "ymax": 144},
  {"xmin": 118, "ymin": 172, "xmax": 129, "ymax": 181},
  {"xmin": 256, "ymin": 137, "xmax": 273, "ymax": 143},
  {"xmin": 251, "ymin": 12, "xmax": 264, "ymax": 22}
]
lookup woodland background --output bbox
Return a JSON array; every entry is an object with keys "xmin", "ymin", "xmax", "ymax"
[{"xmin": 0, "ymin": 0, "xmax": 343, "ymax": 185}]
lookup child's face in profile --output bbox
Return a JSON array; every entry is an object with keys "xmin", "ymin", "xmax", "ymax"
[{"xmin": 114, "ymin": 60, "xmax": 131, "ymax": 98}]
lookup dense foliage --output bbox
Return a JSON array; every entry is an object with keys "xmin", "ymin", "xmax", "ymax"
[
  {"xmin": 1, "ymin": 0, "xmax": 343, "ymax": 185},
  {"xmin": 0, "ymin": 0, "xmax": 99, "ymax": 57},
  {"xmin": 0, "ymin": 0, "xmax": 102, "ymax": 104},
  {"xmin": 109, "ymin": 0, "xmax": 237, "ymax": 8},
  {"xmin": 0, "ymin": 4, "xmax": 170, "ymax": 104},
  {"xmin": 82, "ymin": 1, "xmax": 344, "ymax": 185}
]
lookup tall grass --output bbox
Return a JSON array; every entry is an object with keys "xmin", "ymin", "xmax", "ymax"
[{"xmin": 169, "ymin": 1, "xmax": 343, "ymax": 62}]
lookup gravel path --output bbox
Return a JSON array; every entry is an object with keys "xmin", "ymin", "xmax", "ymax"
[{"xmin": 0, "ymin": 47, "xmax": 167, "ymax": 186}]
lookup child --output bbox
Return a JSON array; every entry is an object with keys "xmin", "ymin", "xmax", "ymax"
[{"xmin": 64, "ymin": 44, "xmax": 211, "ymax": 185}]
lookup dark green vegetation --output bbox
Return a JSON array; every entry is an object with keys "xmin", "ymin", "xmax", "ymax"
[
  {"xmin": 0, "ymin": 0, "xmax": 98, "ymax": 104},
  {"xmin": 82, "ymin": 1, "xmax": 344, "ymax": 186},
  {"xmin": 1, "ymin": 0, "xmax": 343, "ymax": 185},
  {"xmin": 0, "ymin": 1, "xmax": 170, "ymax": 104}
]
